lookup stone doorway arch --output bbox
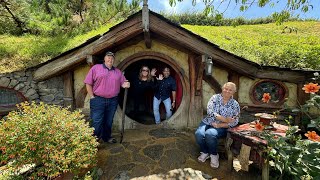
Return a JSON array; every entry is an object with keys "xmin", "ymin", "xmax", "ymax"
[{"xmin": 117, "ymin": 51, "xmax": 189, "ymax": 125}]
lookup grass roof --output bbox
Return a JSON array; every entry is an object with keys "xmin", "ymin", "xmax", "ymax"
[{"xmin": 0, "ymin": 21, "xmax": 319, "ymax": 73}]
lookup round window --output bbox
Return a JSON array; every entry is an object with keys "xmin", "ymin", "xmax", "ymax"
[
  {"xmin": 0, "ymin": 87, "xmax": 27, "ymax": 107},
  {"xmin": 250, "ymin": 80, "xmax": 288, "ymax": 105}
]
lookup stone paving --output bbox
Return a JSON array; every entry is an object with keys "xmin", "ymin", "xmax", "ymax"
[{"xmin": 95, "ymin": 125, "xmax": 262, "ymax": 180}]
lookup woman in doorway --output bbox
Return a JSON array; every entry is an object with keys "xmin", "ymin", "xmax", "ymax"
[
  {"xmin": 195, "ymin": 82, "xmax": 240, "ymax": 168},
  {"xmin": 131, "ymin": 66, "xmax": 157, "ymax": 117}
]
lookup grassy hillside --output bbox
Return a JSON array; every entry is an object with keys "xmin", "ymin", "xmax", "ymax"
[
  {"xmin": 0, "ymin": 21, "xmax": 319, "ymax": 73},
  {"xmin": 0, "ymin": 24, "xmax": 116, "ymax": 73},
  {"xmin": 183, "ymin": 21, "xmax": 320, "ymax": 70}
]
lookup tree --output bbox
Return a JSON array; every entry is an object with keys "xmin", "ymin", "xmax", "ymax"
[
  {"xmin": 0, "ymin": 0, "xmax": 33, "ymax": 34},
  {"xmin": 168, "ymin": 0, "xmax": 316, "ymax": 23},
  {"xmin": 0, "ymin": 0, "xmax": 142, "ymax": 35}
]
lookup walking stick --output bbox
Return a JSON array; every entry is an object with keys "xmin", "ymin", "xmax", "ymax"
[{"xmin": 120, "ymin": 88, "xmax": 128, "ymax": 143}]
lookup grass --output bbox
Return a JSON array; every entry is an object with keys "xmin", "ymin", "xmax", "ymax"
[
  {"xmin": 0, "ymin": 23, "xmax": 116, "ymax": 73},
  {"xmin": 183, "ymin": 21, "xmax": 320, "ymax": 70},
  {"xmin": 0, "ymin": 21, "xmax": 319, "ymax": 73}
]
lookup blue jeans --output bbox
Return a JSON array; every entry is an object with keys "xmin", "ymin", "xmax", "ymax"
[
  {"xmin": 153, "ymin": 97, "xmax": 172, "ymax": 124},
  {"xmin": 195, "ymin": 121, "xmax": 227, "ymax": 155},
  {"xmin": 90, "ymin": 96, "xmax": 118, "ymax": 142}
]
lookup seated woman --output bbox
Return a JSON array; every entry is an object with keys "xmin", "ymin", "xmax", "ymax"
[
  {"xmin": 195, "ymin": 82, "xmax": 240, "ymax": 168},
  {"xmin": 131, "ymin": 66, "xmax": 156, "ymax": 116}
]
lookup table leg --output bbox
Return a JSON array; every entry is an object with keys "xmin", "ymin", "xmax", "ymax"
[
  {"xmin": 262, "ymin": 156, "xmax": 269, "ymax": 180},
  {"xmin": 226, "ymin": 133, "xmax": 233, "ymax": 172}
]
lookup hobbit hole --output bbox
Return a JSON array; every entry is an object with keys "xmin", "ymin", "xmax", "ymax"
[{"xmin": 118, "ymin": 59, "xmax": 183, "ymax": 125}]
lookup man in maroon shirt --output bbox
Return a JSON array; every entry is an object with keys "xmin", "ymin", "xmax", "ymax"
[{"xmin": 84, "ymin": 51, "xmax": 130, "ymax": 143}]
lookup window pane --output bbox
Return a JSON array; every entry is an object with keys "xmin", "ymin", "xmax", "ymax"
[
  {"xmin": 0, "ymin": 88, "xmax": 24, "ymax": 106},
  {"xmin": 253, "ymin": 81, "xmax": 286, "ymax": 104}
]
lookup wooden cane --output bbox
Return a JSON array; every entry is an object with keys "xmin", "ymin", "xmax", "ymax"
[{"xmin": 120, "ymin": 88, "xmax": 128, "ymax": 143}]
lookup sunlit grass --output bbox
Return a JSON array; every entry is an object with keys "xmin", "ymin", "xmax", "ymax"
[
  {"xmin": 183, "ymin": 21, "xmax": 320, "ymax": 69},
  {"xmin": 1, "ymin": 21, "xmax": 319, "ymax": 73},
  {"xmin": 0, "ymin": 23, "xmax": 116, "ymax": 73}
]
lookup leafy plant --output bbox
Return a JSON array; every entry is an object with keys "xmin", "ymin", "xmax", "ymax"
[
  {"xmin": 0, "ymin": 102, "xmax": 99, "ymax": 179},
  {"xmin": 261, "ymin": 119, "xmax": 320, "ymax": 179},
  {"xmin": 257, "ymin": 73, "xmax": 320, "ymax": 179}
]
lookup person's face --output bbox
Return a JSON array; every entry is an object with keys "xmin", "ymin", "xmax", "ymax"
[
  {"xmin": 141, "ymin": 67, "xmax": 149, "ymax": 77},
  {"xmin": 104, "ymin": 55, "xmax": 114, "ymax": 68},
  {"xmin": 222, "ymin": 85, "xmax": 235, "ymax": 99},
  {"xmin": 163, "ymin": 68, "xmax": 170, "ymax": 78}
]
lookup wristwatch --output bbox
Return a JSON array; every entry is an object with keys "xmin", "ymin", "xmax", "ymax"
[{"xmin": 90, "ymin": 95, "xmax": 95, "ymax": 99}]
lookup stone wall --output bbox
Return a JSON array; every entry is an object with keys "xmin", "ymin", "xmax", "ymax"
[{"xmin": 0, "ymin": 69, "xmax": 64, "ymax": 106}]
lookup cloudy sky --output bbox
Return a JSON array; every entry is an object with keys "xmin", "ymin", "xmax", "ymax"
[{"xmin": 135, "ymin": 0, "xmax": 320, "ymax": 19}]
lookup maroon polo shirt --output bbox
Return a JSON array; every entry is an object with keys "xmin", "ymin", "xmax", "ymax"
[{"xmin": 84, "ymin": 64, "xmax": 126, "ymax": 98}]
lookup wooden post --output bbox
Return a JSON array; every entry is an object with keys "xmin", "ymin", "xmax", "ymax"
[
  {"xmin": 188, "ymin": 54, "xmax": 203, "ymax": 127},
  {"xmin": 142, "ymin": 0, "xmax": 151, "ymax": 48},
  {"xmin": 63, "ymin": 71, "xmax": 74, "ymax": 110},
  {"xmin": 296, "ymin": 82, "xmax": 309, "ymax": 126},
  {"xmin": 228, "ymin": 71, "xmax": 239, "ymax": 101},
  {"xmin": 226, "ymin": 133, "xmax": 234, "ymax": 172},
  {"xmin": 262, "ymin": 156, "xmax": 270, "ymax": 180}
]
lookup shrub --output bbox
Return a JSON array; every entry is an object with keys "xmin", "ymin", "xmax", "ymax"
[{"xmin": 0, "ymin": 102, "xmax": 99, "ymax": 179}]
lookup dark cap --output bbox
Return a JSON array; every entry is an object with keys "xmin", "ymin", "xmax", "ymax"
[{"xmin": 105, "ymin": 51, "xmax": 115, "ymax": 57}]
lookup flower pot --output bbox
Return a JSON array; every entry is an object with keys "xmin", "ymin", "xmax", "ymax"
[
  {"xmin": 259, "ymin": 117, "xmax": 271, "ymax": 125},
  {"xmin": 259, "ymin": 114, "xmax": 276, "ymax": 125}
]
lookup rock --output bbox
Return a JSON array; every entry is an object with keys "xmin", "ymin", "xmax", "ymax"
[
  {"xmin": 0, "ymin": 77, "xmax": 10, "ymax": 87},
  {"xmin": 40, "ymin": 94, "xmax": 55, "ymax": 102},
  {"xmin": 39, "ymin": 88, "xmax": 57, "ymax": 94},
  {"xmin": 19, "ymin": 77, "xmax": 27, "ymax": 82},
  {"xmin": 25, "ymin": 88, "xmax": 37, "ymax": 97},
  {"xmin": 129, "ymin": 164, "xmax": 150, "ymax": 178},
  {"xmin": 28, "ymin": 93, "xmax": 39, "ymax": 100},
  {"xmin": 110, "ymin": 146, "xmax": 125, "ymax": 154},
  {"xmin": 38, "ymin": 82, "xmax": 47, "ymax": 89},
  {"xmin": 14, "ymin": 71, "xmax": 25, "ymax": 77},
  {"xmin": 133, "ymin": 153, "xmax": 155, "ymax": 165},
  {"xmin": 114, "ymin": 171, "xmax": 130, "ymax": 180},
  {"xmin": 143, "ymin": 145, "xmax": 164, "ymax": 161},
  {"xmin": 14, "ymin": 83, "xmax": 25, "ymax": 91},
  {"xmin": 8, "ymin": 79, "xmax": 19, "ymax": 88},
  {"xmin": 118, "ymin": 163, "xmax": 135, "ymax": 172},
  {"xmin": 159, "ymin": 149, "xmax": 187, "ymax": 170},
  {"xmin": 149, "ymin": 128, "xmax": 176, "ymax": 138}
]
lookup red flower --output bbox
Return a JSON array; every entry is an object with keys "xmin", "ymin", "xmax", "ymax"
[
  {"xmin": 255, "ymin": 122, "xmax": 265, "ymax": 131},
  {"xmin": 262, "ymin": 93, "xmax": 271, "ymax": 103},
  {"xmin": 302, "ymin": 83, "xmax": 320, "ymax": 94},
  {"xmin": 305, "ymin": 131, "xmax": 320, "ymax": 142}
]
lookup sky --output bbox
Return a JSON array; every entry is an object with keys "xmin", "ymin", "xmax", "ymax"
[{"xmin": 134, "ymin": 0, "xmax": 320, "ymax": 19}]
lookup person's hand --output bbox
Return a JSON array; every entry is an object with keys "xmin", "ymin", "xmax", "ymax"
[
  {"xmin": 122, "ymin": 80, "xmax": 130, "ymax": 88},
  {"xmin": 171, "ymin": 101, "xmax": 175, "ymax": 109},
  {"xmin": 211, "ymin": 122, "xmax": 219, "ymax": 128},
  {"xmin": 225, "ymin": 117, "xmax": 235, "ymax": 123},
  {"xmin": 151, "ymin": 68, "xmax": 157, "ymax": 76},
  {"xmin": 157, "ymin": 74, "xmax": 164, "ymax": 80}
]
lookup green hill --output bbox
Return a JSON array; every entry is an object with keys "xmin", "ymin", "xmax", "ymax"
[
  {"xmin": 183, "ymin": 21, "xmax": 320, "ymax": 70},
  {"xmin": 0, "ymin": 21, "xmax": 319, "ymax": 73}
]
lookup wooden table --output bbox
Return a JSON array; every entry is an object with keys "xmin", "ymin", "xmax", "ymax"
[{"xmin": 226, "ymin": 122, "xmax": 289, "ymax": 180}]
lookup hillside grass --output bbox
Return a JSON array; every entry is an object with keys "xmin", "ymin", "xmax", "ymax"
[
  {"xmin": 183, "ymin": 21, "xmax": 320, "ymax": 70},
  {"xmin": 0, "ymin": 24, "xmax": 116, "ymax": 73},
  {"xmin": 0, "ymin": 21, "xmax": 319, "ymax": 73}
]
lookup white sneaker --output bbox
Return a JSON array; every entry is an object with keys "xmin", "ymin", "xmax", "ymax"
[
  {"xmin": 210, "ymin": 154, "xmax": 219, "ymax": 168},
  {"xmin": 197, "ymin": 152, "xmax": 209, "ymax": 162}
]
